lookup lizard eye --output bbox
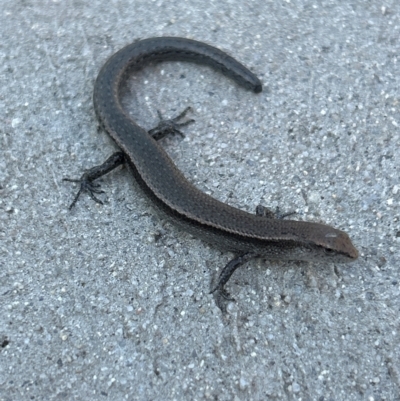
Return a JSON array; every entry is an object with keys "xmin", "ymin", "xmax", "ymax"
[{"xmin": 324, "ymin": 248, "xmax": 334, "ymax": 255}]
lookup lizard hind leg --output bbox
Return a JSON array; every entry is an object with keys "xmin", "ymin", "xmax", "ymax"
[{"xmin": 148, "ymin": 107, "xmax": 195, "ymax": 141}]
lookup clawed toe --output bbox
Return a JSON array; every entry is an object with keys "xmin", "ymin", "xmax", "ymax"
[
  {"xmin": 64, "ymin": 175, "xmax": 105, "ymax": 209},
  {"xmin": 149, "ymin": 107, "xmax": 195, "ymax": 140}
]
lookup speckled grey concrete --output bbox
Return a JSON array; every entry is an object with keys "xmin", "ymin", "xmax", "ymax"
[{"xmin": 1, "ymin": 1, "xmax": 400, "ymax": 400}]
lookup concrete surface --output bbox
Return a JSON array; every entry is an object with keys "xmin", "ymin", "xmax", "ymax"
[{"xmin": 1, "ymin": 0, "xmax": 400, "ymax": 400}]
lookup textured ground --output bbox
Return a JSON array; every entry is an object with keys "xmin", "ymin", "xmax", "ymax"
[{"xmin": 1, "ymin": 1, "xmax": 400, "ymax": 400}]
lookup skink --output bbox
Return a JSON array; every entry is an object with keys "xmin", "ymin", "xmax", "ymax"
[{"xmin": 65, "ymin": 37, "xmax": 358, "ymax": 307}]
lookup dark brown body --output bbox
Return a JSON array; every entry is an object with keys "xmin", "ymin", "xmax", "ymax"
[{"xmin": 92, "ymin": 37, "xmax": 358, "ymax": 263}]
